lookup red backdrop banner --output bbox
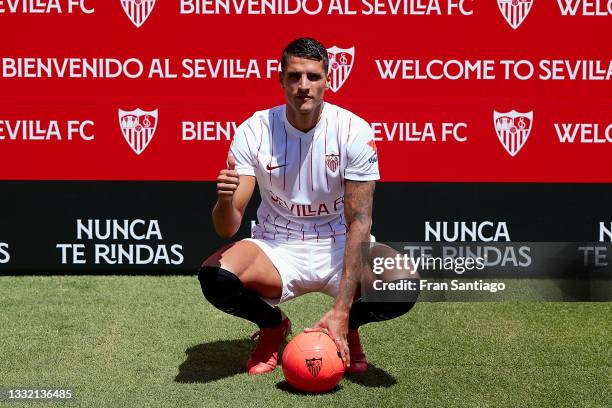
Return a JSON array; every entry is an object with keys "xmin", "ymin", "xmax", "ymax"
[{"xmin": 0, "ymin": 0, "xmax": 610, "ymax": 181}]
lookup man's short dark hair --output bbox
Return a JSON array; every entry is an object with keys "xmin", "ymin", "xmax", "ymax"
[{"xmin": 281, "ymin": 38, "xmax": 329, "ymax": 73}]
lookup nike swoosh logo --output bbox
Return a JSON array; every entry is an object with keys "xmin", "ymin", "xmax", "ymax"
[{"xmin": 266, "ymin": 163, "xmax": 288, "ymax": 171}]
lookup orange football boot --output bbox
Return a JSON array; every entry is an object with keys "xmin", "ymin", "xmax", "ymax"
[
  {"xmin": 346, "ymin": 329, "xmax": 368, "ymax": 373},
  {"xmin": 246, "ymin": 314, "xmax": 291, "ymax": 375}
]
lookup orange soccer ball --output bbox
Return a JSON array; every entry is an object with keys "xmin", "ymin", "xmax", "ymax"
[{"xmin": 282, "ymin": 331, "xmax": 345, "ymax": 393}]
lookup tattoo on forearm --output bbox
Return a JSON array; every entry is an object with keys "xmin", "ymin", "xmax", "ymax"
[
  {"xmin": 344, "ymin": 181, "xmax": 375, "ymax": 226},
  {"xmin": 335, "ymin": 181, "xmax": 375, "ymax": 311}
]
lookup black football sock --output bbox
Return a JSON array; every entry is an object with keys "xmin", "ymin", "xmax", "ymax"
[
  {"xmin": 198, "ymin": 266, "xmax": 282, "ymax": 329},
  {"xmin": 348, "ymin": 299, "xmax": 416, "ymax": 331}
]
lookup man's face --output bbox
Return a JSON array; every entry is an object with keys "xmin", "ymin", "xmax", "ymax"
[{"xmin": 280, "ymin": 56, "xmax": 330, "ymax": 117}]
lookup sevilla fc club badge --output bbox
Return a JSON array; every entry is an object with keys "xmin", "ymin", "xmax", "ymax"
[
  {"xmin": 120, "ymin": 0, "xmax": 156, "ymax": 28},
  {"xmin": 118, "ymin": 108, "xmax": 158, "ymax": 155},
  {"xmin": 493, "ymin": 110, "xmax": 533, "ymax": 157},
  {"xmin": 327, "ymin": 46, "xmax": 355, "ymax": 93},
  {"xmin": 305, "ymin": 358, "xmax": 322, "ymax": 378},
  {"xmin": 497, "ymin": 0, "xmax": 534, "ymax": 29},
  {"xmin": 325, "ymin": 154, "xmax": 340, "ymax": 173}
]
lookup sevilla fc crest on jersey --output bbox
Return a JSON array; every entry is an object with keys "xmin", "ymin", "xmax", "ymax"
[
  {"xmin": 306, "ymin": 358, "xmax": 322, "ymax": 378},
  {"xmin": 497, "ymin": 0, "xmax": 533, "ymax": 29},
  {"xmin": 493, "ymin": 110, "xmax": 533, "ymax": 157},
  {"xmin": 327, "ymin": 46, "xmax": 355, "ymax": 93},
  {"xmin": 118, "ymin": 108, "xmax": 158, "ymax": 155},
  {"xmin": 120, "ymin": 0, "xmax": 156, "ymax": 28},
  {"xmin": 325, "ymin": 154, "xmax": 339, "ymax": 173}
]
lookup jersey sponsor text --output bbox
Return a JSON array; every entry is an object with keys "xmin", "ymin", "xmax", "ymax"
[{"xmin": 269, "ymin": 190, "xmax": 344, "ymax": 217}]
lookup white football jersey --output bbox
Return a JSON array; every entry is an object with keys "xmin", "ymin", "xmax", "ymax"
[{"xmin": 230, "ymin": 102, "xmax": 379, "ymax": 241}]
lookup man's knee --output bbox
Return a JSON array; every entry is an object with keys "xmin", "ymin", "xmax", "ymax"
[
  {"xmin": 348, "ymin": 299, "xmax": 417, "ymax": 329},
  {"xmin": 198, "ymin": 266, "xmax": 244, "ymax": 311}
]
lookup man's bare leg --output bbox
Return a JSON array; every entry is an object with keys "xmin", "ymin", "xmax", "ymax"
[
  {"xmin": 345, "ymin": 243, "xmax": 420, "ymax": 373},
  {"xmin": 198, "ymin": 241, "xmax": 290, "ymax": 375},
  {"xmin": 202, "ymin": 241, "xmax": 282, "ymax": 299}
]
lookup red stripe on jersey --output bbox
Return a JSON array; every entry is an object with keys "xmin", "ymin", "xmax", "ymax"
[
  {"xmin": 263, "ymin": 214, "xmax": 270, "ymax": 233},
  {"xmin": 286, "ymin": 219, "xmax": 291, "ymax": 240},
  {"xmin": 298, "ymin": 138, "xmax": 302, "ymax": 190},
  {"xmin": 257, "ymin": 120, "xmax": 264, "ymax": 165},
  {"xmin": 324, "ymin": 118, "xmax": 329, "ymax": 191},
  {"xmin": 337, "ymin": 111, "xmax": 342, "ymax": 189},
  {"xmin": 328, "ymin": 222, "xmax": 335, "ymax": 243},
  {"xmin": 301, "ymin": 223, "xmax": 304, "ymax": 241},
  {"xmin": 310, "ymin": 121, "xmax": 325, "ymax": 192},
  {"xmin": 273, "ymin": 215, "xmax": 280, "ymax": 240},
  {"xmin": 270, "ymin": 113, "xmax": 274, "ymax": 185},
  {"xmin": 243, "ymin": 126, "xmax": 253, "ymax": 158},
  {"xmin": 283, "ymin": 122, "xmax": 288, "ymax": 191},
  {"xmin": 313, "ymin": 223, "xmax": 319, "ymax": 242},
  {"xmin": 310, "ymin": 137, "xmax": 314, "ymax": 192},
  {"xmin": 344, "ymin": 117, "xmax": 352, "ymax": 180}
]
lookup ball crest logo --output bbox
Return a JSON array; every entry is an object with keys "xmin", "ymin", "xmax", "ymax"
[
  {"xmin": 497, "ymin": 0, "xmax": 534, "ymax": 29},
  {"xmin": 325, "ymin": 154, "xmax": 339, "ymax": 173},
  {"xmin": 305, "ymin": 357, "xmax": 323, "ymax": 378},
  {"xmin": 493, "ymin": 110, "xmax": 533, "ymax": 157},
  {"xmin": 118, "ymin": 108, "xmax": 158, "ymax": 155},
  {"xmin": 120, "ymin": 0, "xmax": 156, "ymax": 28},
  {"xmin": 327, "ymin": 46, "xmax": 355, "ymax": 93}
]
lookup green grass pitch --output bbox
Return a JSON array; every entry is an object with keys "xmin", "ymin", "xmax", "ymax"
[{"xmin": 0, "ymin": 276, "xmax": 610, "ymax": 407}]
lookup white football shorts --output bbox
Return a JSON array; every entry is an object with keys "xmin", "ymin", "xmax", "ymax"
[
  {"xmin": 243, "ymin": 237, "xmax": 346, "ymax": 306},
  {"xmin": 244, "ymin": 234, "xmax": 377, "ymax": 306}
]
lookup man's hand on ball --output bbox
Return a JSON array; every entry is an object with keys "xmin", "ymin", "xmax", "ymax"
[
  {"xmin": 217, "ymin": 151, "xmax": 239, "ymax": 201},
  {"xmin": 305, "ymin": 308, "xmax": 350, "ymax": 368}
]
